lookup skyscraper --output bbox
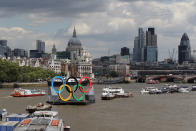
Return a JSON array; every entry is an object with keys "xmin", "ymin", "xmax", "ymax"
[
  {"xmin": 36, "ymin": 40, "xmax": 45, "ymax": 53},
  {"xmin": 178, "ymin": 33, "xmax": 191, "ymax": 64},
  {"xmin": 133, "ymin": 28, "xmax": 146, "ymax": 62},
  {"xmin": 145, "ymin": 27, "xmax": 158, "ymax": 62}
]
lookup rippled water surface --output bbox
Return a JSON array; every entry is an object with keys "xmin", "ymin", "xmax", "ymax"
[{"xmin": 0, "ymin": 83, "xmax": 196, "ymax": 131}]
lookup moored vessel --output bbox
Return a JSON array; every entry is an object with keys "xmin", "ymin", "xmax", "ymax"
[
  {"xmin": 101, "ymin": 86, "xmax": 132, "ymax": 100},
  {"xmin": 14, "ymin": 111, "xmax": 70, "ymax": 131}
]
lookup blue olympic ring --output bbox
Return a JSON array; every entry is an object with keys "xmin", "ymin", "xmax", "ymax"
[{"xmin": 52, "ymin": 76, "xmax": 65, "ymax": 93}]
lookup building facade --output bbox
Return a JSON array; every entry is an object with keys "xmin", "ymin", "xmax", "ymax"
[
  {"xmin": 12, "ymin": 48, "xmax": 28, "ymax": 58},
  {"xmin": 109, "ymin": 64, "xmax": 130, "ymax": 76},
  {"xmin": 178, "ymin": 33, "xmax": 191, "ymax": 64}
]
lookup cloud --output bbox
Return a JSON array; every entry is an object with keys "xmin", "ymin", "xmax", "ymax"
[{"xmin": 0, "ymin": 0, "xmax": 196, "ymax": 61}]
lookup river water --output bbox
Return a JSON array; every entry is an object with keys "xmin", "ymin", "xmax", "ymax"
[{"xmin": 0, "ymin": 83, "xmax": 196, "ymax": 131}]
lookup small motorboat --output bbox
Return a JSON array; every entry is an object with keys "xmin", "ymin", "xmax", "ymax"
[
  {"xmin": 178, "ymin": 86, "xmax": 190, "ymax": 93},
  {"xmin": 10, "ymin": 88, "xmax": 46, "ymax": 97},
  {"xmin": 141, "ymin": 87, "xmax": 161, "ymax": 94},
  {"xmin": 192, "ymin": 85, "xmax": 196, "ymax": 91},
  {"xmin": 26, "ymin": 103, "xmax": 52, "ymax": 113}
]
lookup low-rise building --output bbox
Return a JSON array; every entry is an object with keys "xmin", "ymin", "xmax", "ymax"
[{"xmin": 109, "ymin": 64, "xmax": 130, "ymax": 76}]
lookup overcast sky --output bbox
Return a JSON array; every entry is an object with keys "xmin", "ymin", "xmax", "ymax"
[{"xmin": 0, "ymin": 0, "xmax": 195, "ymax": 60}]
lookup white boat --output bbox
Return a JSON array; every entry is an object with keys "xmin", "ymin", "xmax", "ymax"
[
  {"xmin": 14, "ymin": 111, "xmax": 70, "ymax": 131},
  {"xmin": 141, "ymin": 87, "xmax": 161, "ymax": 94},
  {"xmin": 178, "ymin": 86, "xmax": 190, "ymax": 93},
  {"xmin": 101, "ymin": 87, "xmax": 132, "ymax": 100}
]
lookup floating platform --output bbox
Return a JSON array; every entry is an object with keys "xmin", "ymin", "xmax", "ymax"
[{"xmin": 47, "ymin": 85, "xmax": 95, "ymax": 105}]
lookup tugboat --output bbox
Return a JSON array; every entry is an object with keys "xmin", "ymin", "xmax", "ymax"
[
  {"xmin": 26, "ymin": 103, "xmax": 52, "ymax": 113},
  {"xmin": 14, "ymin": 111, "xmax": 70, "ymax": 131},
  {"xmin": 10, "ymin": 88, "xmax": 46, "ymax": 97}
]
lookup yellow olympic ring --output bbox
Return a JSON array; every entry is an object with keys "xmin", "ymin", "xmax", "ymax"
[{"xmin": 58, "ymin": 84, "xmax": 72, "ymax": 101}]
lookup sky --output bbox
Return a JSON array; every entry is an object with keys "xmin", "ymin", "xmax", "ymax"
[{"xmin": 0, "ymin": 0, "xmax": 195, "ymax": 60}]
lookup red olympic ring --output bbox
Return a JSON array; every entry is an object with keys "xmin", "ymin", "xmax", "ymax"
[{"xmin": 79, "ymin": 76, "xmax": 91, "ymax": 93}]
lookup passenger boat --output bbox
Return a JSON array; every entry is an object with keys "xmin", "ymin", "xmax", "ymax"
[
  {"xmin": 14, "ymin": 111, "xmax": 70, "ymax": 131},
  {"xmin": 10, "ymin": 88, "xmax": 46, "ymax": 97},
  {"xmin": 178, "ymin": 86, "xmax": 190, "ymax": 93},
  {"xmin": 101, "ymin": 87, "xmax": 132, "ymax": 100},
  {"xmin": 26, "ymin": 103, "xmax": 52, "ymax": 113}
]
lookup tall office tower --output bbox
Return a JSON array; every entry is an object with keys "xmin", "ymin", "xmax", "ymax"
[
  {"xmin": 145, "ymin": 27, "xmax": 158, "ymax": 63},
  {"xmin": 178, "ymin": 33, "xmax": 191, "ymax": 64},
  {"xmin": 36, "ymin": 40, "xmax": 45, "ymax": 53},
  {"xmin": 121, "ymin": 47, "xmax": 130, "ymax": 56},
  {"xmin": 133, "ymin": 28, "xmax": 146, "ymax": 62}
]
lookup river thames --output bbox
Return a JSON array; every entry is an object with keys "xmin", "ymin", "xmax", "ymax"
[{"xmin": 0, "ymin": 83, "xmax": 196, "ymax": 131}]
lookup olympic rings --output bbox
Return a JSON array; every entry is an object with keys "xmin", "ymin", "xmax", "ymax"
[
  {"xmin": 51, "ymin": 76, "xmax": 92, "ymax": 101},
  {"xmin": 52, "ymin": 76, "xmax": 65, "ymax": 93},
  {"xmin": 79, "ymin": 76, "xmax": 92, "ymax": 93},
  {"xmin": 72, "ymin": 84, "xmax": 85, "ymax": 101},
  {"xmin": 66, "ymin": 77, "xmax": 79, "ymax": 93},
  {"xmin": 58, "ymin": 84, "xmax": 72, "ymax": 102}
]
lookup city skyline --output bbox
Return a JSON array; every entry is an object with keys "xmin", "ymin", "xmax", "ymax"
[{"xmin": 0, "ymin": 0, "xmax": 195, "ymax": 60}]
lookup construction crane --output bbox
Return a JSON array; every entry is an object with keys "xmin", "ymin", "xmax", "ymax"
[{"xmin": 168, "ymin": 48, "xmax": 177, "ymax": 61}]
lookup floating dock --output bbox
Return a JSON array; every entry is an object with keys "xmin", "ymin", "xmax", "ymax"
[{"xmin": 47, "ymin": 85, "xmax": 95, "ymax": 105}]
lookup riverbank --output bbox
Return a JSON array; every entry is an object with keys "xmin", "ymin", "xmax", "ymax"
[{"xmin": 0, "ymin": 82, "xmax": 47, "ymax": 88}]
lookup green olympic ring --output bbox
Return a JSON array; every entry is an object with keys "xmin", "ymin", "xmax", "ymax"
[{"xmin": 72, "ymin": 84, "xmax": 85, "ymax": 101}]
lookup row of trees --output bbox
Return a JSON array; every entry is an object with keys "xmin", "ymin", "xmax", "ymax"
[{"xmin": 0, "ymin": 59, "xmax": 57, "ymax": 82}]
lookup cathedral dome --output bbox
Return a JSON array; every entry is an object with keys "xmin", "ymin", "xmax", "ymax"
[
  {"xmin": 68, "ymin": 37, "xmax": 81, "ymax": 46},
  {"xmin": 66, "ymin": 27, "xmax": 82, "ymax": 52},
  {"xmin": 68, "ymin": 27, "xmax": 81, "ymax": 46}
]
